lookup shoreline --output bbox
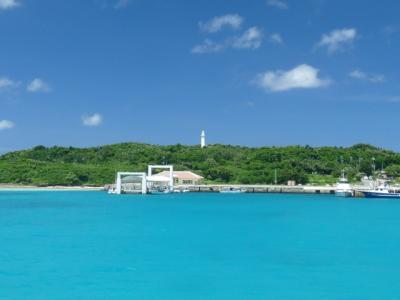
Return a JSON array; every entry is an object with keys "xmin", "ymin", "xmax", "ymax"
[
  {"xmin": 0, "ymin": 183, "xmax": 364, "ymax": 197},
  {"xmin": 0, "ymin": 184, "xmax": 104, "ymax": 192}
]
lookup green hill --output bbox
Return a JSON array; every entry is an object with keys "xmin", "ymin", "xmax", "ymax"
[{"xmin": 1, "ymin": 143, "xmax": 400, "ymax": 186}]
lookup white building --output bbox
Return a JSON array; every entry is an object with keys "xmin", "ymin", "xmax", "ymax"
[
  {"xmin": 201, "ymin": 130, "xmax": 206, "ymax": 148},
  {"xmin": 155, "ymin": 171, "xmax": 204, "ymax": 185}
]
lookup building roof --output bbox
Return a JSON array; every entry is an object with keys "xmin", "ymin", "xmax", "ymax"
[{"xmin": 155, "ymin": 171, "xmax": 204, "ymax": 180}]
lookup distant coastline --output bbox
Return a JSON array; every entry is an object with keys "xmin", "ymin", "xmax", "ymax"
[{"xmin": 0, "ymin": 143, "xmax": 398, "ymax": 187}]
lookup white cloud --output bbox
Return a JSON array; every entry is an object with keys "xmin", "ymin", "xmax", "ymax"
[
  {"xmin": 383, "ymin": 25, "xmax": 400, "ymax": 36},
  {"xmin": 232, "ymin": 27, "xmax": 263, "ymax": 49},
  {"xmin": 27, "ymin": 78, "xmax": 51, "ymax": 93},
  {"xmin": 317, "ymin": 28, "xmax": 357, "ymax": 53},
  {"xmin": 0, "ymin": 77, "xmax": 18, "ymax": 90},
  {"xmin": 82, "ymin": 113, "xmax": 103, "ymax": 127},
  {"xmin": 269, "ymin": 33, "xmax": 283, "ymax": 44},
  {"xmin": 191, "ymin": 39, "xmax": 224, "ymax": 54},
  {"xmin": 99, "ymin": 0, "xmax": 131, "ymax": 10},
  {"xmin": 370, "ymin": 75, "xmax": 385, "ymax": 83},
  {"xmin": 255, "ymin": 64, "xmax": 330, "ymax": 92},
  {"xmin": 193, "ymin": 15, "xmax": 262, "ymax": 54},
  {"xmin": 387, "ymin": 96, "xmax": 400, "ymax": 102},
  {"xmin": 349, "ymin": 70, "xmax": 385, "ymax": 83},
  {"xmin": 0, "ymin": 0, "xmax": 19, "ymax": 10},
  {"xmin": 114, "ymin": 0, "xmax": 130, "ymax": 9},
  {"xmin": 382, "ymin": 26, "xmax": 400, "ymax": 44},
  {"xmin": 0, "ymin": 120, "xmax": 15, "ymax": 130},
  {"xmin": 349, "ymin": 70, "xmax": 366, "ymax": 80},
  {"xmin": 266, "ymin": 0, "xmax": 288, "ymax": 10},
  {"xmin": 244, "ymin": 101, "xmax": 255, "ymax": 107},
  {"xmin": 199, "ymin": 14, "xmax": 243, "ymax": 33},
  {"xmin": 192, "ymin": 27, "xmax": 263, "ymax": 53}
]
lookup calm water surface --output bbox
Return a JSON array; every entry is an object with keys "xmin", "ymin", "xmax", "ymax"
[{"xmin": 1, "ymin": 191, "xmax": 400, "ymax": 300}]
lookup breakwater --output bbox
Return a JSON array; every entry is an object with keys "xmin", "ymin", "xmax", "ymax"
[
  {"xmin": 184, "ymin": 184, "xmax": 335, "ymax": 194},
  {"xmin": 106, "ymin": 183, "xmax": 368, "ymax": 197},
  {"xmin": 182, "ymin": 184, "xmax": 366, "ymax": 197}
]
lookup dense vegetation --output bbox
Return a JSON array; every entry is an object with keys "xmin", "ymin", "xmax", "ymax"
[{"xmin": 1, "ymin": 143, "xmax": 400, "ymax": 186}]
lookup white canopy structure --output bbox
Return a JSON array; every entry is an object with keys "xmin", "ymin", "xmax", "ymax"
[
  {"xmin": 115, "ymin": 172, "xmax": 147, "ymax": 194},
  {"xmin": 110, "ymin": 165, "xmax": 175, "ymax": 195},
  {"xmin": 146, "ymin": 175, "xmax": 171, "ymax": 182},
  {"xmin": 148, "ymin": 165, "xmax": 174, "ymax": 192}
]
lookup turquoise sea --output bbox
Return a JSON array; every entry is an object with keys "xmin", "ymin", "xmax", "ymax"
[{"xmin": 1, "ymin": 191, "xmax": 400, "ymax": 299}]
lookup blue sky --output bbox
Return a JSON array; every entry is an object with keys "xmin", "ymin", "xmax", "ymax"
[{"xmin": 1, "ymin": 0, "xmax": 400, "ymax": 152}]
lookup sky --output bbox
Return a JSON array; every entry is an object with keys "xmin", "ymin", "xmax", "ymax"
[{"xmin": 1, "ymin": 0, "xmax": 400, "ymax": 152}]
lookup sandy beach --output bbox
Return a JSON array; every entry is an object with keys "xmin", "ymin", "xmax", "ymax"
[{"xmin": 0, "ymin": 184, "xmax": 104, "ymax": 191}]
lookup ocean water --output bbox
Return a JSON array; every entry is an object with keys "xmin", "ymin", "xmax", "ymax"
[{"xmin": 1, "ymin": 191, "xmax": 400, "ymax": 300}]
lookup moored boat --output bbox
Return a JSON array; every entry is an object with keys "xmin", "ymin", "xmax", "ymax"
[
  {"xmin": 220, "ymin": 187, "xmax": 246, "ymax": 194},
  {"xmin": 174, "ymin": 189, "xmax": 190, "ymax": 193},
  {"xmin": 335, "ymin": 171, "xmax": 353, "ymax": 197},
  {"xmin": 148, "ymin": 187, "xmax": 172, "ymax": 195},
  {"xmin": 361, "ymin": 183, "xmax": 400, "ymax": 199}
]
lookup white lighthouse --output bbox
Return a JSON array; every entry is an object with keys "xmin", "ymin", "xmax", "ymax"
[{"xmin": 200, "ymin": 130, "xmax": 206, "ymax": 148}]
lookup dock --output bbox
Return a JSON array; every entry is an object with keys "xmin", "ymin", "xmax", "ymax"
[
  {"xmin": 178, "ymin": 184, "xmax": 366, "ymax": 197},
  {"xmin": 109, "ymin": 164, "xmax": 368, "ymax": 197},
  {"xmin": 184, "ymin": 184, "xmax": 337, "ymax": 194}
]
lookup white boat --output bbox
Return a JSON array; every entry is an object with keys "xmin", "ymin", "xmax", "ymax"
[
  {"xmin": 148, "ymin": 187, "xmax": 172, "ymax": 195},
  {"xmin": 220, "ymin": 187, "xmax": 247, "ymax": 194},
  {"xmin": 335, "ymin": 171, "xmax": 353, "ymax": 197},
  {"xmin": 108, "ymin": 187, "xmax": 118, "ymax": 194},
  {"xmin": 174, "ymin": 189, "xmax": 190, "ymax": 193},
  {"xmin": 361, "ymin": 183, "xmax": 400, "ymax": 199}
]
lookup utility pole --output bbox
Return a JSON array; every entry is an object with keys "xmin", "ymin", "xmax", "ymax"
[{"xmin": 274, "ymin": 169, "xmax": 277, "ymax": 185}]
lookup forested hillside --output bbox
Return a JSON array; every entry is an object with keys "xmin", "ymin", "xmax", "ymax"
[{"xmin": 1, "ymin": 143, "xmax": 400, "ymax": 186}]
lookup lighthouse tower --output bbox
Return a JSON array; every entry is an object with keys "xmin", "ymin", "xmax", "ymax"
[{"xmin": 200, "ymin": 130, "xmax": 206, "ymax": 148}]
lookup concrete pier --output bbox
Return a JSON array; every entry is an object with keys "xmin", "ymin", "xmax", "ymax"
[
  {"xmin": 106, "ymin": 183, "xmax": 368, "ymax": 197},
  {"xmin": 184, "ymin": 184, "xmax": 337, "ymax": 195}
]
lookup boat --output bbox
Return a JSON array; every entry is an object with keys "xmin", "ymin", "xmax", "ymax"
[
  {"xmin": 148, "ymin": 187, "xmax": 172, "ymax": 195},
  {"xmin": 361, "ymin": 182, "xmax": 400, "ymax": 199},
  {"xmin": 335, "ymin": 171, "xmax": 353, "ymax": 197},
  {"xmin": 149, "ymin": 190, "xmax": 171, "ymax": 195},
  {"xmin": 174, "ymin": 189, "xmax": 190, "ymax": 193},
  {"xmin": 108, "ymin": 187, "xmax": 121, "ymax": 194},
  {"xmin": 108, "ymin": 188, "xmax": 117, "ymax": 194},
  {"xmin": 220, "ymin": 187, "xmax": 247, "ymax": 194}
]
